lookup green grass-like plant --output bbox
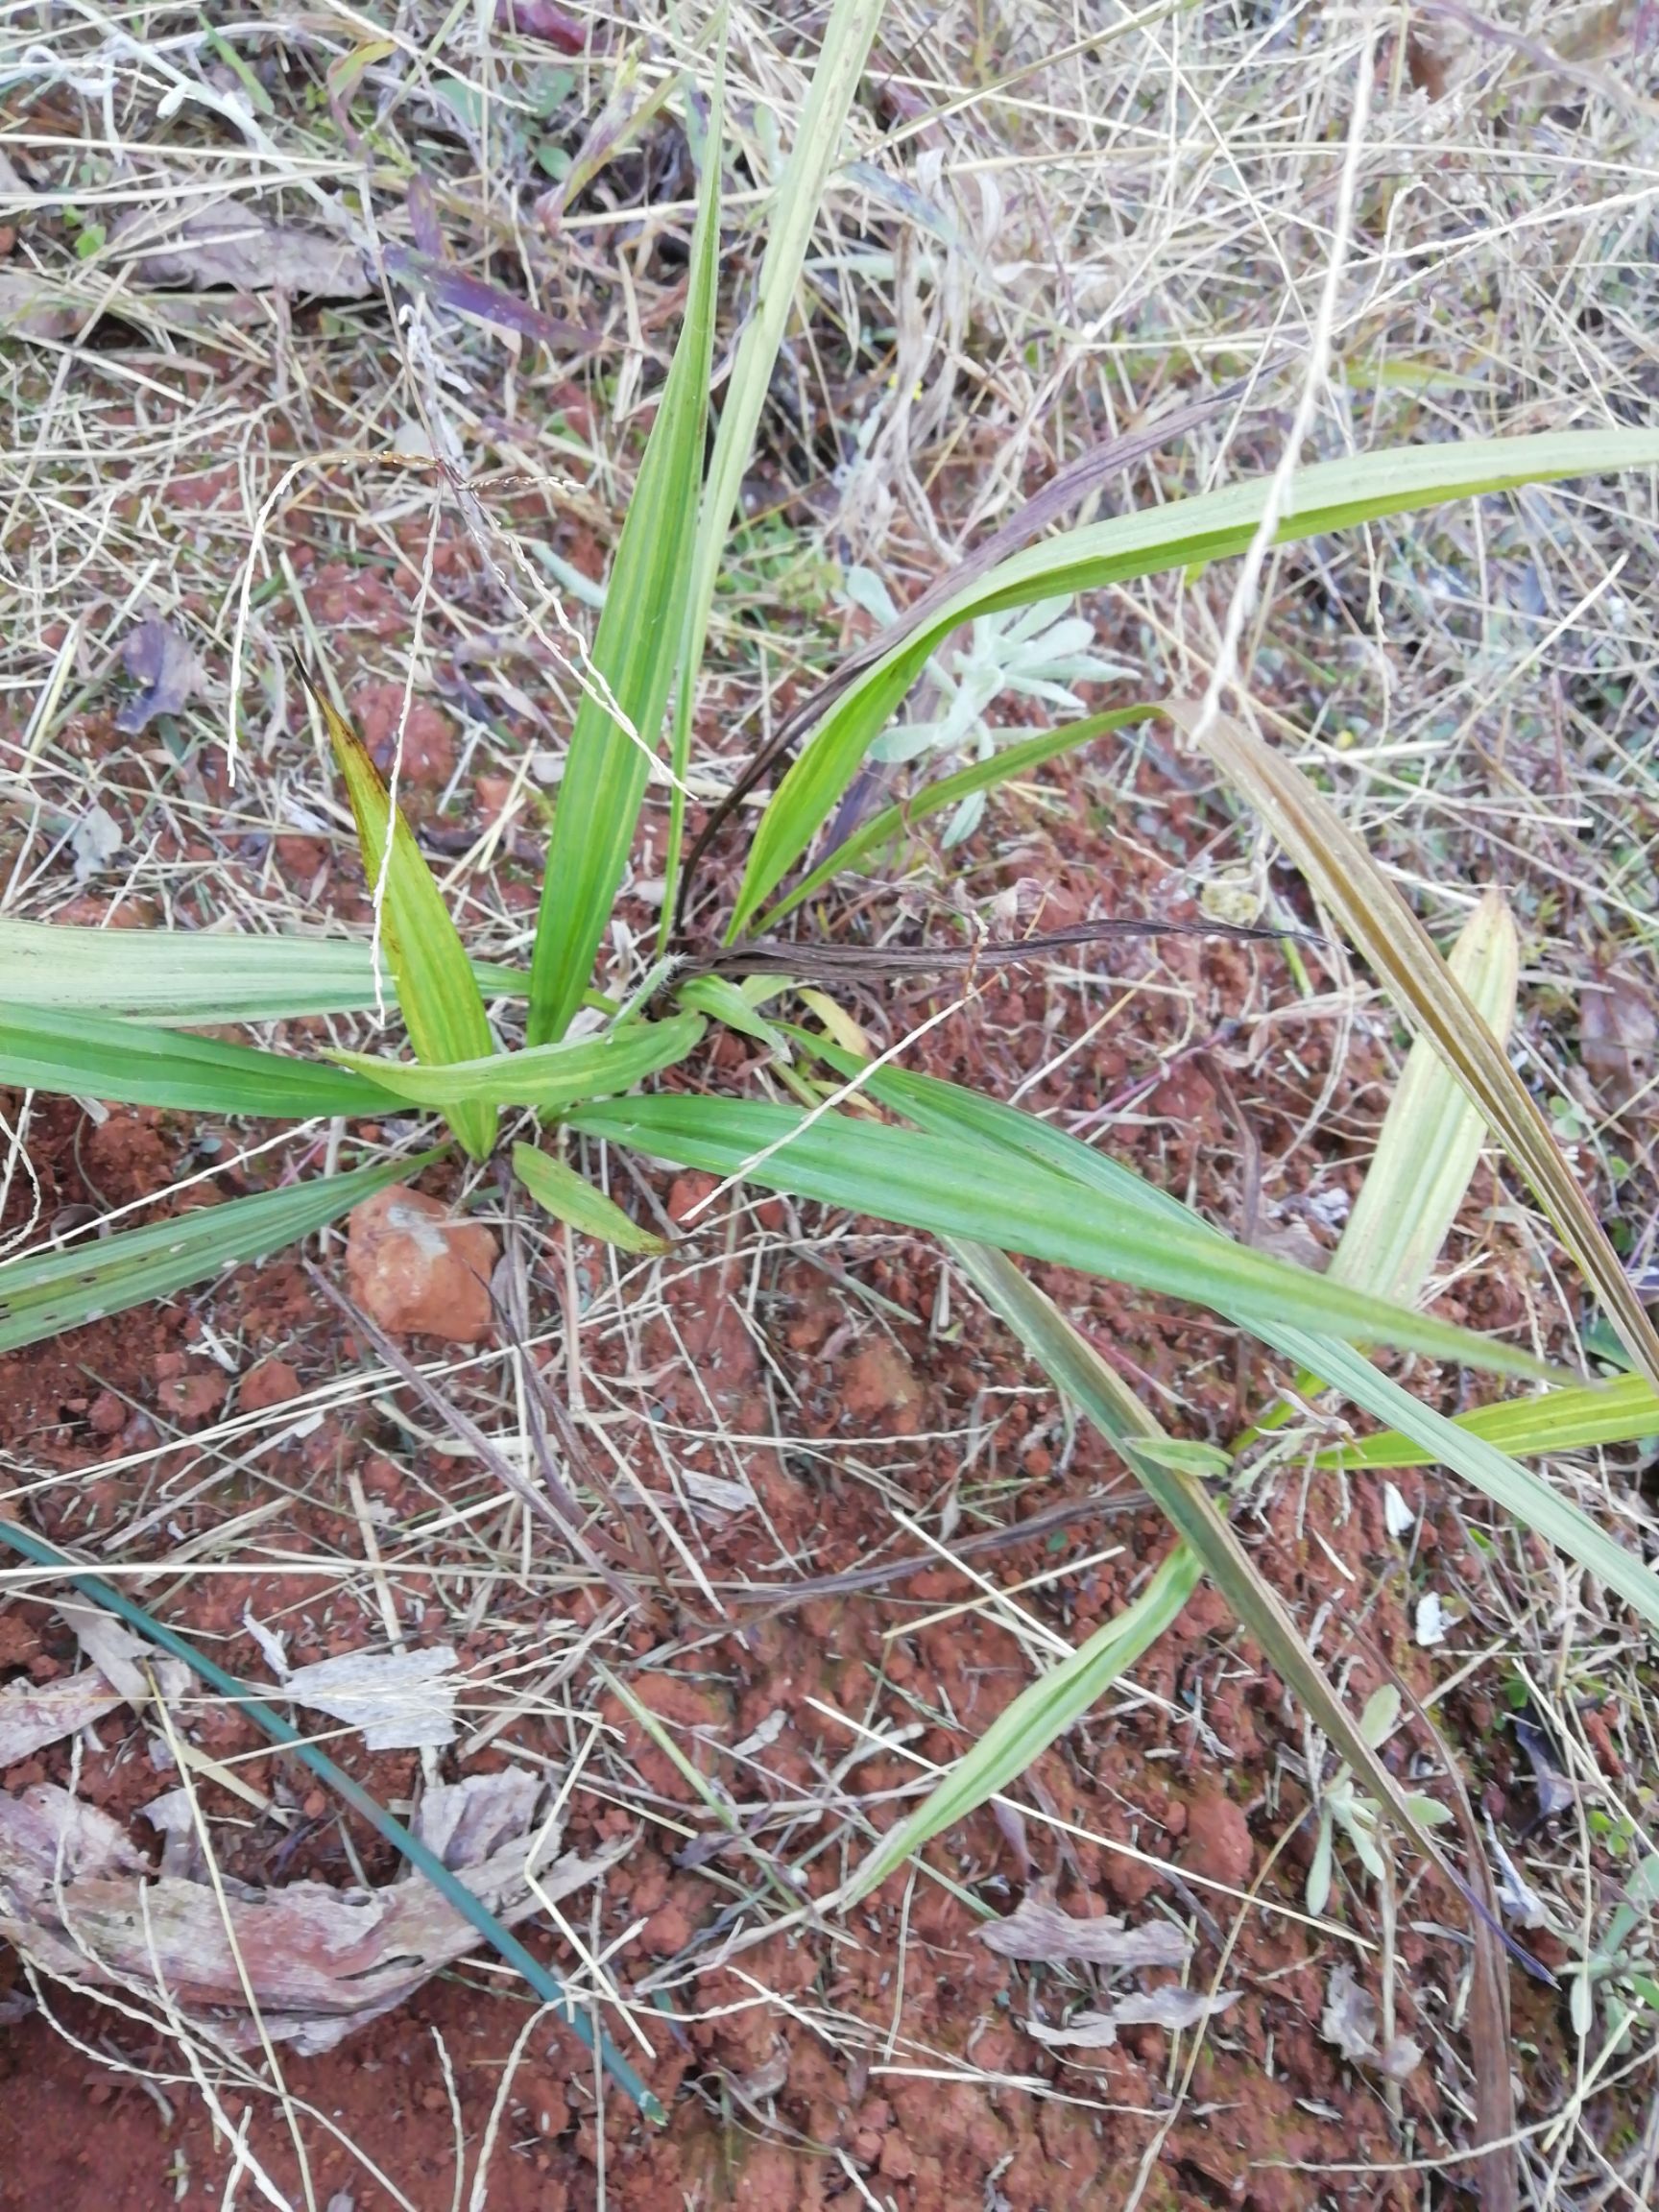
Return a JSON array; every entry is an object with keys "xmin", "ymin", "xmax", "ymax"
[{"xmin": 6, "ymin": 12, "xmax": 1659, "ymax": 2116}]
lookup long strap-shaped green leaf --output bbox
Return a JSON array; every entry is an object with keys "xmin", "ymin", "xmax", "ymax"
[
  {"xmin": 1168, "ymin": 700, "xmax": 1659, "ymax": 1397},
  {"xmin": 1325, "ymin": 888, "xmax": 1519, "ymax": 1309},
  {"xmin": 330, "ymin": 1013, "xmax": 704, "ymax": 1108},
  {"xmin": 0, "ymin": 1514, "xmax": 661, "ymax": 2121},
  {"xmin": 658, "ymin": 0, "xmax": 888, "ymax": 938},
  {"xmin": 754, "ymin": 705, "xmax": 1159, "ymax": 931},
  {"xmin": 0, "ymin": 1155, "xmax": 421, "ymax": 1355},
  {"xmin": 0, "ymin": 918, "xmax": 527, "ymax": 1025},
  {"xmin": 949, "ymin": 1243, "xmax": 1524, "ymax": 1960},
  {"xmin": 526, "ymin": 64, "xmax": 725, "ymax": 1045},
  {"xmin": 835, "ymin": 1508, "xmax": 1201, "ymax": 1909},
  {"xmin": 799, "ymin": 1049, "xmax": 1659, "ymax": 1638},
  {"xmin": 301, "ymin": 668, "xmax": 497, "ymax": 1161},
  {"xmin": 1318, "ymin": 1371, "xmax": 1659, "ymax": 1472},
  {"xmin": 567, "ymin": 1092, "xmax": 1545, "ymax": 1379},
  {"xmin": 0, "ymin": 1000, "xmax": 404, "ymax": 1118},
  {"xmin": 731, "ymin": 428, "xmax": 1659, "ymax": 935}
]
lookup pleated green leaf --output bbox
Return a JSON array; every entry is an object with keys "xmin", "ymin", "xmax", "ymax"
[
  {"xmin": 659, "ymin": 0, "xmax": 888, "ymax": 934},
  {"xmin": 733, "ymin": 429, "xmax": 1659, "ymax": 936},
  {"xmin": 755, "ymin": 706, "xmax": 1158, "ymax": 930},
  {"xmin": 800, "ymin": 1047, "xmax": 1659, "ymax": 1638},
  {"xmin": 837, "ymin": 1536, "xmax": 1201, "ymax": 1908},
  {"xmin": 1318, "ymin": 1371, "xmax": 1659, "ymax": 1471},
  {"xmin": 0, "ymin": 1000, "xmax": 402, "ymax": 1119},
  {"xmin": 526, "ymin": 66, "xmax": 724, "ymax": 1045},
  {"xmin": 950, "ymin": 1244, "xmax": 1474, "ymax": 1909},
  {"xmin": 1174, "ymin": 699, "xmax": 1659, "ymax": 1397},
  {"xmin": 512, "ymin": 1142, "xmax": 667, "ymax": 1255},
  {"xmin": 567, "ymin": 1092, "xmax": 1546, "ymax": 1377},
  {"xmin": 674, "ymin": 974, "xmax": 793, "ymax": 1058},
  {"xmin": 331, "ymin": 1014, "xmax": 702, "ymax": 1108},
  {"xmin": 0, "ymin": 918, "xmax": 527, "ymax": 1024},
  {"xmin": 0, "ymin": 1154, "xmax": 421, "ymax": 1355},
  {"xmin": 305, "ymin": 669, "xmax": 497, "ymax": 1161},
  {"xmin": 1327, "ymin": 888, "xmax": 1518, "ymax": 1308}
]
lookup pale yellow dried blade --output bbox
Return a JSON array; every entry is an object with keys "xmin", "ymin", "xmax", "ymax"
[
  {"xmin": 1168, "ymin": 702, "xmax": 1659, "ymax": 1392},
  {"xmin": 1329, "ymin": 887, "xmax": 1519, "ymax": 1309}
]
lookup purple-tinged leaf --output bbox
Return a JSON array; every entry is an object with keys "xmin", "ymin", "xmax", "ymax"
[
  {"xmin": 115, "ymin": 617, "xmax": 203, "ymax": 733},
  {"xmin": 384, "ymin": 248, "xmax": 603, "ymax": 355},
  {"xmin": 498, "ymin": 0, "xmax": 589, "ymax": 52}
]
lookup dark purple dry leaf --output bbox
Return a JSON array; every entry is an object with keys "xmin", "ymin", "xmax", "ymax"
[
  {"xmin": 383, "ymin": 248, "xmax": 603, "ymax": 355},
  {"xmin": 978, "ymin": 1896, "xmax": 1191, "ymax": 1970},
  {"xmin": 1512, "ymin": 1716, "xmax": 1576, "ymax": 1826},
  {"xmin": 406, "ymin": 175, "xmax": 445, "ymax": 260},
  {"xmin": 114, "ymin": 617, "xmax": 204, "ymax": 733},
  {"xmin": 498, "ymin": 0, "xmax": 589, "ymax": 51}
]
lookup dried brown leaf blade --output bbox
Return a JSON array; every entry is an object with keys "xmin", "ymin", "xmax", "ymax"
[{"xmin": 110, "ymin": 199, "xmax": 371, "ymax": 298}]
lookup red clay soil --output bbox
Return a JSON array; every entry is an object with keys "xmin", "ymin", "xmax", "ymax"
[{"xmin": 0, "ymin": 752, "xmax": 1586, "ymax": 2210}]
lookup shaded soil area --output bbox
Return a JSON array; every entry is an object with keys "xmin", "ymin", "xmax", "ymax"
[{"xmin": 0, "ymin": 752, "xmax": 1601, "ymax": 2211}]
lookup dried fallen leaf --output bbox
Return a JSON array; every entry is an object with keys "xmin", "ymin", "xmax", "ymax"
[
  {"xmin": 138, "ymin": 1787, "xmax": 206, "ymax": 1879},
  {"xmin": 1580, "ymin": 970, "xmax": 1658, "ymax": 1113},
  {"xmin": 0, "ymin": 1781, "xmax": 628, "ymax": 2053},
  {"xmin": 68, "ymin": 805, "xmax": 122, "ymax": 884},
  {"xmin": 241, "ymin": 1604, "xmax": 289, "ymax": 1678},
  {"xmin": 415, "ymin": 1767, "xmax": 539, "ymax": 1868},
  {"xmin": 1321, "ymin": 1960, "xmax": 1379, "ymax": 2062},
  {"xmin": 114, "ymin": 617, "xmax": 204, "ymax": 733},
  {"xmin": 279, "ymin": 1645, "xmax": 460, "ymax": 1752},
  {"xmin": 1485, "ymin": 1816, "xmax": 1552, "ymax": 1931},
  {"xmin": 110, "ymin": 200, "xmax": 371, "ymax": 299},
  {"xmin": 1111, "ymin": 1985, "xmax": 1240, "ymax": 2033},
  {"xmin": 0, "ymin": 1669, "xmax": 124, "ymax": 1766},
  {"xmin": 1024, "ymin": 1985, "xmax": 1240, "ymax": 2051},
  {"xmin": 679, "ymin": 1467, "xmax": 758, "ymax": 1519},
  {"xmin": 58, "ymin": 1602, "xmax": 188, "ymax": 1706},
  {"xmin": 1022, "ymin": 2009, "xmax": 1122, "ymax": 2051},
  {"xmin": 1415, "ymin": 1591, "xmax": 1450, "ymax": 1647},
  {"xmin": 0, "ymin": 269, "xmax": 281, "ymax": 344},
  {"xmin": 978, "ymin": 1896, "xmax": 1191, "ymax": 1970},
  {"xmin": 736, "ymin": 2045, "xmax": 790, "ymax": 2102},
  {"xmin": 1322, "ymin": 1959, "xmax": 1421, "ymax": 2077},
  {"xmin": 0, "ymin": 269, "xmax": 85, "ymax": 342}
]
